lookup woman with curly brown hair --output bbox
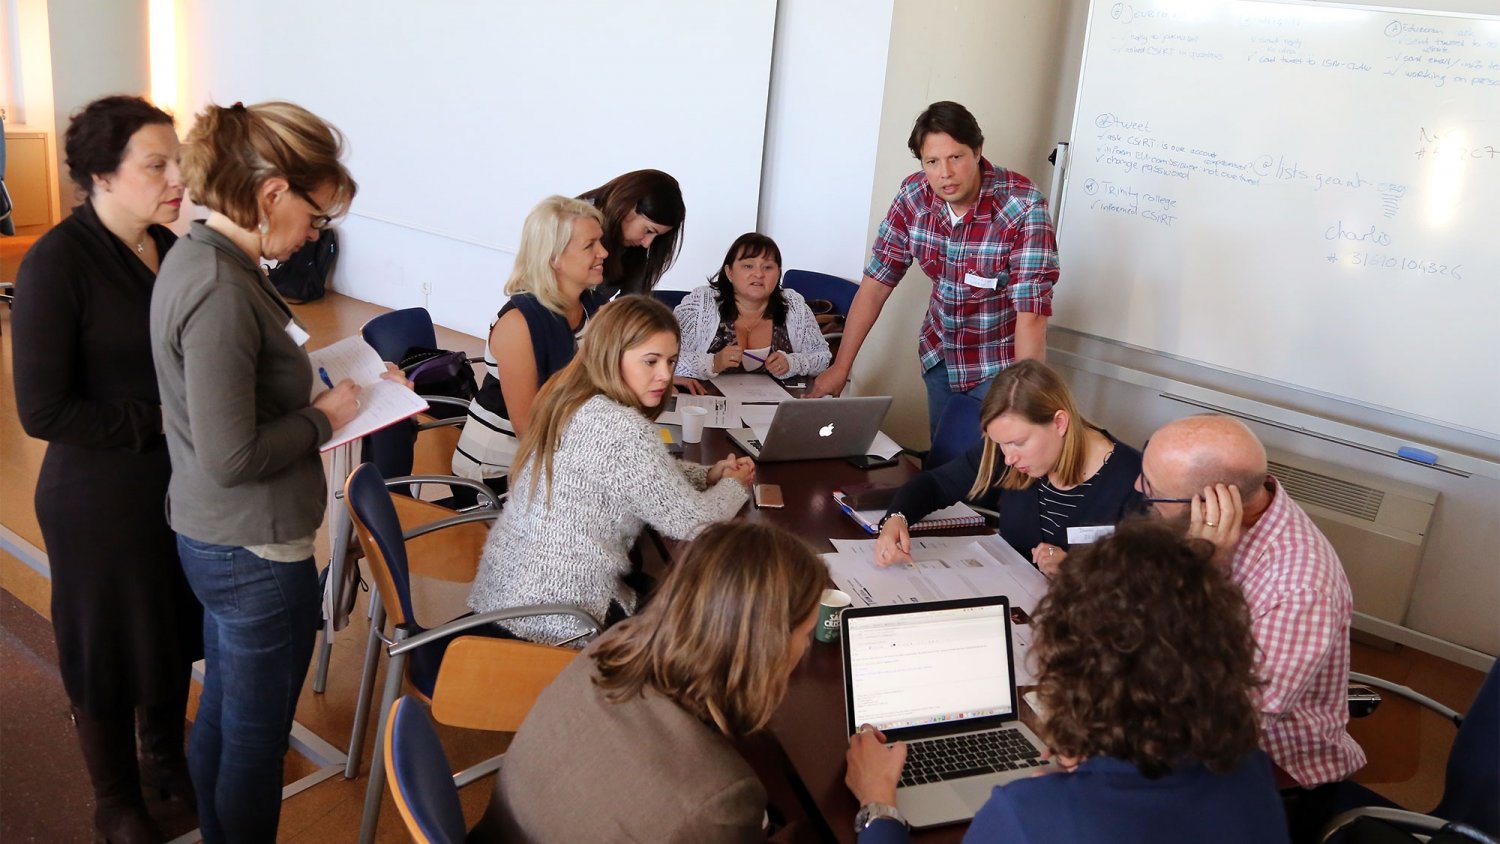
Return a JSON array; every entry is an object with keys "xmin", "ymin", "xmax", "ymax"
[{"xmin": 846, "ymin": 519, "xmax": 1290, "ymax": 843}]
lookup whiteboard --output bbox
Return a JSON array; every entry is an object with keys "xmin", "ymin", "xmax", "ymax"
[
  {"xmin": 179, "ymin": 1, "xmax": 775, "ymax": 334},
  {"xmin": 1055, "ymin": 0, "xmax": 1500, "ymax": 437}
]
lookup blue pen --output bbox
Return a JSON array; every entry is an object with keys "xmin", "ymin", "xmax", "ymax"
[{"xmin": 318, "ymin": 367, "xmax": 335, "ymax": 390}]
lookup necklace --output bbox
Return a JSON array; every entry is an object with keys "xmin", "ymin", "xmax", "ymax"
[{"xmin": 135, "ymin": 239, "xmax": 146, "ymax": 254}]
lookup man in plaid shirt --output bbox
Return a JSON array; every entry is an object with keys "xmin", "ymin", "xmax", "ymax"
[
  {"xmin": 806, "ymin": 102, "xmax": 1060, "ymax": 438},
  {"xmin": 1138, "ymin": 415, "xmax": 1367, "ymax": 798}
]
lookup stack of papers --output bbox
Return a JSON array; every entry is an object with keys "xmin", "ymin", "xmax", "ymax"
[
  {"xmin": 657, "ymin": 394, "xmax": 743, "ymax": 429},
  {"xmin": 711, "ymin": 373, "xmax": 795, "ymax": 405}
]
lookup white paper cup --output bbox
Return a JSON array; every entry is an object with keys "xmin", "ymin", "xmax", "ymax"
[{"xmin": 680, "ymin": 405, "xmax": 708, "ymax": 443}]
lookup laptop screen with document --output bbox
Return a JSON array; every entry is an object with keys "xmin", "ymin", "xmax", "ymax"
[{"xmin": 842, "ymin": 598, "xmax": 1017, "ymax": 739}]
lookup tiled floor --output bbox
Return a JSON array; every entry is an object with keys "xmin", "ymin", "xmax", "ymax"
[{"xmin": 0, "ymin": 259, "xmax": 1489, "ymax": 841}]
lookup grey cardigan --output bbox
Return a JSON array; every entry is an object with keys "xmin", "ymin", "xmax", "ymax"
[{"xmin": 150, "ymin": 222, "xmax": 332, "ymax": 546}]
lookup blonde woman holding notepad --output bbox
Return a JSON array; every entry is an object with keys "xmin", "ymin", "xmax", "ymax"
[{"xmin": 876, "ymin": 360, "xmax": 1142, "ymax": 575}]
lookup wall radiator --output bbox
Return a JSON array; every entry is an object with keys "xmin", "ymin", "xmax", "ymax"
[{"xmin": 1269, "ymin": 453, "xmax": 1438, "ymax": 625}]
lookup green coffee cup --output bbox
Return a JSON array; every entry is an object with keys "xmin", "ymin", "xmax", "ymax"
[{"xmin": 815, "ymin": 589, "xmax": 853, "ymax": 644}]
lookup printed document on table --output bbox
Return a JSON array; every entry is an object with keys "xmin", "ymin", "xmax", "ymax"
[
  {"xmin": 827, "ymin": 535, "xmax": 1048, "ymax": 614},
  {"xmin": 657, "ymin": 394, "xmax": 742, "ymax": 429},
  {"xmin": 739, "ymin": 404, "xmax": 779, "ymax": 440},
  {"xmin": 711, "ymin": 373, "xmax": 795, "ymax": 405},
  {"xmin": 308, "ymin": 335, "xmax": 428, "ymax": 452},
  {"xmin": 823, "ymin": 539, "xmax": 1040, "ymax": 684}
]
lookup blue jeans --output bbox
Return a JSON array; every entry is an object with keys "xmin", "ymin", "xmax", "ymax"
[
  {"xmin": 176, "ymin": 535, "xmax": 320, "ymax": 844},
  {"xmin": 921, "ymin": 358, "xmax": 993, "ymax": 441}
]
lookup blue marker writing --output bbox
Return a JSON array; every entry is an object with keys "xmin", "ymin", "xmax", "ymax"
[{"xmin": 318, "ymin": 367, "xmax": 335, "ymax": 390}]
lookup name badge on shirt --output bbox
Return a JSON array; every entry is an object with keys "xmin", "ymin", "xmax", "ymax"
[
  {"xmin": 962, "ymin": 271, "xmax": 999, "ymax": 290},
  {"xmin": 1067, "ymin": 525, "xmax": 1115, "ymax": 545},
  {"xmin": 285, "ymin": 319, "xmax": 311, "ymax": 347}
]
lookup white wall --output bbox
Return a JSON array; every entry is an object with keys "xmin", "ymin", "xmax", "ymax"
[
  {"xmin": 44, "ymin": 0, "xmax": 149, "ymax": 213},
  {"xmin": 4, "ymin": 0, "xmax": 61, "ymax": 223},
  {"xmin": 848, "ymin": 0, "xmax": 1076, "ymax": 448},
  {"xmin": 758, "ymin": 0, "xmax": 894, "ymax": 278}
]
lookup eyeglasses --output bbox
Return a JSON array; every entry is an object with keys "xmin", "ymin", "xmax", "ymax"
[
  {"xmin": 1137, "ymin": 464, "xmax": 1193, "ymax": 506},
  {"xmin": 293, "ymin": 188, "xmax": 334, "ymax": 231}
]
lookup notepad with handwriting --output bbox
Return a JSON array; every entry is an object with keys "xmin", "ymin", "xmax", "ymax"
[
  {"xmin": 307, "ymin": 336, "xmax": 429, "ymax": 452},
  {"xmin": 832, "ymin": 491, "xmax": 986, "ymax": 535}
]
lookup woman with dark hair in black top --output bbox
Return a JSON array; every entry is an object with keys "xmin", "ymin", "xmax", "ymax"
[
  {"xmin": 577, "ymin": 169, "xmax": 685, "ymax": 299},
  {"xmin": 12, "ymin": 95, "xmax": 202, "ymax": 843}
]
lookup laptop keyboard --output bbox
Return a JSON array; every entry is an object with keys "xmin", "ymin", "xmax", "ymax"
[
  {"xmin": 898, "ymin": 728, "xmax": 1045, "ymax": 787},
  {"xmin": 746, "ymin": 438, "xmax": 763, "ymax": 450}
]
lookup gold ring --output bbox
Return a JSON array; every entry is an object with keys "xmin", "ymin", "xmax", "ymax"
[{"xmin": 1205, "ymin": 521, "xmax": 1217, "ymax": 527}]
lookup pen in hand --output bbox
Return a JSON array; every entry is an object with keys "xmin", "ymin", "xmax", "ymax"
[
  {"xmin": 318, "ymin": 367, "xmax": 335, "ymax": 390},
  {"xmin": 743, "ymin": 351, "xmax": 767, "ymax": 364}
]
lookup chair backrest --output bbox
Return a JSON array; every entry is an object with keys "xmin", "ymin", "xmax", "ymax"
[
  {"xmin": 345, "ymin": 462, "xmax": 419, "ymax": 629},
  {"xmin": 385, "ymin": 697, "xmax": 467, "ymax": 844},
  {"xmin": 431, "ymin": 637, "xmax": 577, "ymax": 732},
  {"xmin": 1435, "ymin": 661, "xmax": 1499, "ymax": 835},
  {"xmin": 782, "ymin": 269, "xmax": 858, "ymax": 316},
  {"xmin": 653, "ymin": 288, "xmax": 689, "ymax": 310},
  {"xmin": 363, "ymin": 307, "xmax": 438, "ymax": 362},
  {"xmin": 926, "ymin": 392, "xmax": 985, "ymax": 470}
]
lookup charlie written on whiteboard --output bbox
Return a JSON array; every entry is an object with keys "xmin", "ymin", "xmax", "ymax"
[{"xmin": 307, "ymin": 336, "xmax": 429, "ymax": 451}]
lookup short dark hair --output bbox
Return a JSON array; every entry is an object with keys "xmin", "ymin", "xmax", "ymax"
[
  {"xmin": 64, "ymin": 95, "xmax": 175, "ymax": 195},
  {"xmin": 1031, "ymin": 518, "xmax": 1263, "ymax": 779},
  {"xmin": 577, "ymin": 169, "xmax": 686, "ymax": 296},
  {"xmin": 907, "ymin": 101, "xmax": 984, "ymax": 158},
  {"xmin": 709, "ymin": 232, "xmax": 787, "ymax": 326}
]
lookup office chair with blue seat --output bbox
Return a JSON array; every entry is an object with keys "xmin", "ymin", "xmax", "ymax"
[
  {"xmin": 781, "ymin": 269, "xmax": 858, "ymax": 316},
  {"xmin": 652, "ymin": 288, "xmax": 689, "ymax": 310},
  {"xmin": 1320, "ymin": 661, "xmax": 1499, "ymax": 844},
  {"xmin": 345, "ymin": 461, "xmax": 603, "ymax": 843},
  {"xmin": 385, "ymin": 696, "xmax": 466, "ymax": 844},
  {"xmin": 925, "ymin": 392, "xmax": 985, "ymax": 471}
]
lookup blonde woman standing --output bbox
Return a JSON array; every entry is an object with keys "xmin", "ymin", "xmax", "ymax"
[{"xmin": 466, "ymin": 295, "xmax": 754, "ymax": 644}]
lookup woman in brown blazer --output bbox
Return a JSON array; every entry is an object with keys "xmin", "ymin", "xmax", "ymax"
[{"xmin": 470, "ymin": 520, "xmax": 825, "ymax": 842}]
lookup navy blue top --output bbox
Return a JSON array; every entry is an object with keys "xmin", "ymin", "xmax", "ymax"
[
  {"xmin": 886, "ymin": 430, "xmax": 1144, "ymax": 559},
  {"xmin": 472, "ymin": 290, "xmax": 605, "ymax": 423},
  {"xmin": 860, "ymin": 753, "xmax": 1290, "ymax": 844}
]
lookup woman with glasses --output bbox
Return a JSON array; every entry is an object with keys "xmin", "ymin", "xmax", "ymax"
[
  {"xmin": 150, "ymin": 101, "xmax": 398, "ymax": 843},
  {"xmin": 875, "ymin": 360, "xmax": 1142, "ymax": 575}
]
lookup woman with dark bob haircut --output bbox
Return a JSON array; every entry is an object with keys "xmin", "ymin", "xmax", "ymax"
[
  {"xmin": 13, "ymin": 94, "xmax": 202, "ymax": 843},
  {"xmin": 469, "ymin": 520, "xmax": 825, "ymax": 841},
  {"xmin": 847, "ymin": 519, "xmax": 1290, "ymax": 843},
  {"xmin": 577, "ymin": 168, "xmax": 685, "ymax": 298},
  {"xmin": 672, "ymin": 232, "xmax": 831, "ymax": 382},
  {"xmin": 150, "ymin": 101, "xmax": 391, "ymax": 843}
]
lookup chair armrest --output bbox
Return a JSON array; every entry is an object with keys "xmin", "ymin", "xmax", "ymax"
[
  {"xmin": 385, "ymin": 474, "xmax": 503, "ymax": 510},
  {"xmin": 1349, "ymin": 672, "xmax": 1463, "ymax": 726},
  {"xmin": 1320, "ymin": 807, "xmax": 1448, "ymax": 843},
  {"xmin": 390, "ymin": 604, "xmax": 604, "ymax": 656},
  {"xmin": 417, "ymin": 394, "xmax": 473, "ymax": 416},
  {"xmin": 401, "ymin": 510, "xmax": 497, "ymax": 541},
  {"xmin": 415, "ymin": 416, "xmax": 465, "ymax": 433}
]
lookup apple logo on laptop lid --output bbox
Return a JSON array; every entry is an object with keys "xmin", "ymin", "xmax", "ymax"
[{"xmin": 819, "ymin": 423, "xmax": 835, "ymax": 438}]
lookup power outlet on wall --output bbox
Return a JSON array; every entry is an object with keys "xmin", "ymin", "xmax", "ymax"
[{"xmin": 421, "ymin": 279, "xmax": 432, "ymax": 295}]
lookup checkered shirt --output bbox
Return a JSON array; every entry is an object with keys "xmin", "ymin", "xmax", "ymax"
[
  {"xmin": 1232, "ymin": 477, "xmax": 1367, "ymax": 787},
  {"xmin": 864, "ymin": 158, "xmax": 1059, "ymax": 393}
]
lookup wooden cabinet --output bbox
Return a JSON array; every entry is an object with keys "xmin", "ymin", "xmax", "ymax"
[{"xmin": 4, "ymin": 132, "xmax": 55, "ymax": 229}]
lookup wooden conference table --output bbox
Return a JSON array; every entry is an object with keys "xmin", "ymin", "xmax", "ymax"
[{"xmin": 675, "ymin": 427, "xmax": 1011, "ymax": 844}]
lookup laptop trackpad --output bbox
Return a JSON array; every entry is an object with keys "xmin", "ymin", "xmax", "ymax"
[
  {"xmin": 953, "ymin": 777, "xmax": 1003, "ymax": 812},
  {"xmin": 897, "ymin": 783, "xmax": 971, "ymax": 828}
]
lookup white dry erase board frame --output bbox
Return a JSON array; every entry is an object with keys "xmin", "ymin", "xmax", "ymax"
[{"xmin": 1053, "ymin": 0, "xmax": 1500, "ymax": 439}]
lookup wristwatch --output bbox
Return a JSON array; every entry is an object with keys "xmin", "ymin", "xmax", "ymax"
[{"xmin": 854, "ymin": 802, "xmax": 907, "ymax": 834}]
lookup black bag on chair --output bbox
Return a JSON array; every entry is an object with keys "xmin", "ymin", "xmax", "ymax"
[{"xmin": 270, "ymin": 227, "xmax": 338, "ymax": 303}]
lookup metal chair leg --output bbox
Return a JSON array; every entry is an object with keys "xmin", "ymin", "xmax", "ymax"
[
  {"xmin": 344, "ymin": 590, "xmax": 385, "ymax": 779},
  {"xmin": 358, "ymin": 628, "xmax": 409, "ymax": 844}
]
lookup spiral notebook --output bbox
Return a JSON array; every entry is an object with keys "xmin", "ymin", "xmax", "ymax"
[{"xmin": 832, "ymin": 491, "xmax": 986, "ymax": 535}]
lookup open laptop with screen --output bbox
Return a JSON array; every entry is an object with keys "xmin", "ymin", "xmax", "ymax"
[
  {"xmin": 840, "ymin": 596, "xmax": 1052, "ymax": 829},
  {"xmin": 725, "ymin": 395, "xmax": 892, "ymax": 462}
]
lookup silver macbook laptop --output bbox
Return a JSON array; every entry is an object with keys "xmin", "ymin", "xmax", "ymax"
[
  {"xmin": 841, "ymin": 596, "xmax": 1053, "ymax": 829},
  {"xmin": 726, "ymin": 396, "xmax": 892, "ymax": 462}
]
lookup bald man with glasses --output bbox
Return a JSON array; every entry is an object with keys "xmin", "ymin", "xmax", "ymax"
[{"xmin": 1137, "ymin": 415, "xmax": 1365, "ymax": 802}]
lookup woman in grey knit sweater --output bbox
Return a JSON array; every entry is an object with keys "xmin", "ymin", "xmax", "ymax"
[{"xmin": 468, "ymin": 295, "xmax": 755, "ymax": 644}]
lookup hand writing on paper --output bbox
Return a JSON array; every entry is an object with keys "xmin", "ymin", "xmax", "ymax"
[
  {"xmin": 313, "ymin": 380, "xmax": 362, "ymax": 429},
  {"xmin": 875, "ymin": 516, "xmax": 912, "ymax": 567},
  {"xmin": 1188, "ymin": 483, "xmax": 1243, "ymax": 562},
  {"xmin": 846, "ymin": 725, "xmax": 906, "ymax": 807},
  {"xmin": 1031, "ymin": 543, "xmax": 1068, "ymax": 578}
]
